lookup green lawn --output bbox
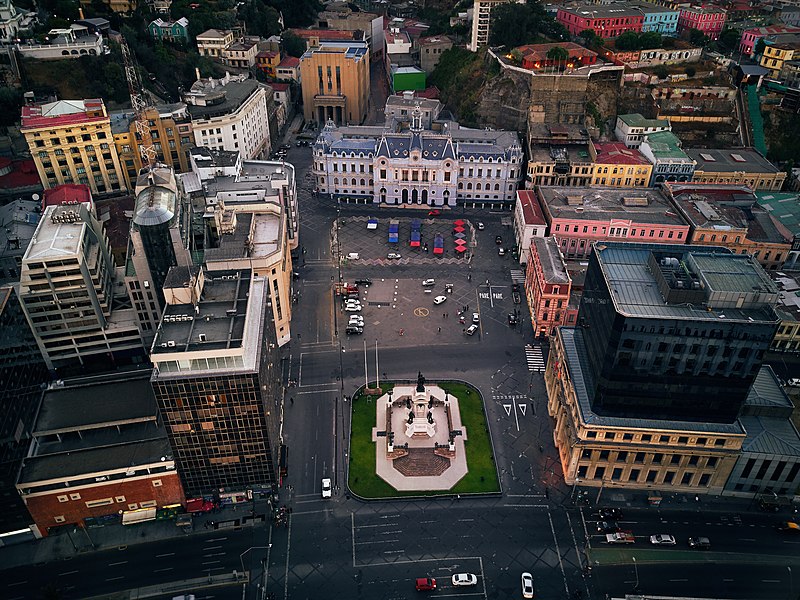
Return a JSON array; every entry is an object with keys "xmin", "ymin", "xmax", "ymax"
[{"xmin": 348, "ymin": 381, "xmax": 500, "ymax": 499}]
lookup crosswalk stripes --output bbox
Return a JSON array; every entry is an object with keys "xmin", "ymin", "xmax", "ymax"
[
  {"xmin": 525, "ymin": 344, "xmax": 545, "ymax": 372},
  {"xmin": 510, "ymin": 269, "xmax": 526, "ymax": 285}
]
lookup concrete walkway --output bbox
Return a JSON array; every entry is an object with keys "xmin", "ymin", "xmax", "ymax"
[{"xmin": 372, "ymin": 385, "xmax": 469, "ymax": 491}]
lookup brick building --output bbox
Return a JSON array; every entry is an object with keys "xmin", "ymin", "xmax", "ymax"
[{"xmin": 526, "ymin": 237, "xmax": 578, "ymax": 338}]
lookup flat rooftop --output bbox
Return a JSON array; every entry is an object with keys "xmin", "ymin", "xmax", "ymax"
[
  {"xmin": 204, "ymin": 212, "xmax": 282, "ymax": 262},
  {"xmin": 757, "ymin": 191, "xmax": 800, "ymax": 235},
  {"xmin": 538, "ymin": 186, "xmax": 687, "ymax": 226},
  {"xmin": 594, "ymin": 242, "xmax": 779, "ymax": 323},
  {"xmin": 617, "ymin": 113, "xmax": 670, "ymax": 129},
  {"xmin": 185, "ymin": 77, "xmax": 262, "ymax": 121},
  {"xmin": 642, "ymin": 131, "xmax": 690, "ymax": 160},
  {"xmin": 560, "ymin": 327, "xmax": 746, "ymax": 433},
  {"xmin": 685, "ymin": 147, "xmax": 780, "ymax": 174},
  {"xmin": 24, "ymin": 204, "xmax": 89, "ymax": 262},
  {"xmin": 35, "ymin": 375, "xmax": 158, "ymax": 435}
]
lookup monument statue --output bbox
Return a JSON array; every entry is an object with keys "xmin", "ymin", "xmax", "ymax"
[{"xmin": 416, "ymin": 371, "xmax": 426, "ymax": 392}]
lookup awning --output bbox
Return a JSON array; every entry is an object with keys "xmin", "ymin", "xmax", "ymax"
[{"xmin": 122, "ymin": 507, "xmax": 157, "ymax": 525}]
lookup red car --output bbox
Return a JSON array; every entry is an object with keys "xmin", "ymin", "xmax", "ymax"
[
  {"xmin": 415, "ymin": 577, "xmax": 436, "ymax": 591},
  {"xmin": 427, "ymin": 209, "xmax": 441, "ymax": 217}
]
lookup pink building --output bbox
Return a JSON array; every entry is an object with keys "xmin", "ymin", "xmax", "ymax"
[
  {"xmin": 525, "ymin": 237, "xmax": 578, "ymax": 339},
  {"xmin": 678, "ymin": 5, "xmax": 727, "ymax": 40},
  {"xmin": 557, "ymin": 4, "xmax": 644, "ymax": 39},
  {"xmin": 536, "ymin": 185, "xmax": 690, "ymax": 259},
  {"xmin": 739, "ymin": 25, "xmax": 800, "ymax": 55}
]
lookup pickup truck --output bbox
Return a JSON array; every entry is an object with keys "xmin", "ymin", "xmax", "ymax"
[{"xmin": 606, "ymin": 532, "xmax": 635, "ymax": 544}]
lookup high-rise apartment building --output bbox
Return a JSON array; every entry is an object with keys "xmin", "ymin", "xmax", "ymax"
[
  {"xmin": 112, "ymin": 104, "xmax": 194, "ymax": 190},
  {"xmin": 469, "ymin": 0, "xmax": 522, "ymax": 52},
  {"xmin": 21, "ymin": 99, "xmax": 126, "ymax": 195},
  {"xmin": 18, "ymin": 201, "xmax": 145, "ymax": 372},
  {"xmin": 299, "ymin": 41, "xmax": 370, "ymax": 125},
  {"xmin": 0, "ymin": 286, "xmax": 48, "ymax": 535},
  {"xmin": 125, "ymin": 165, "xmax": 192, "ymax": 344},
  {"xmin": 150, "ymin": 267, "xmax": 281, "ymax": 497},
  {"xmin": 577, "ymin": 243, "xmax": 780, "ymax": 423}
]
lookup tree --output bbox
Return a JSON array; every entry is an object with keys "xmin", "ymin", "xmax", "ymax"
[
  {"xmin": 639, "ymin": 31, "xmax": 663, "ymax": 50},
  {"xmin": 282, "ymin": 30, "xmax": 306, "ymax": 58},
  {"xmin": 687, "ymin": 28, "xmax": 708, "ymax": 47},
  {"xmin": 685, "ymin": 65, "xmax": 696, "ymax": 78},
  {"xmin": 546, "ymin": 46, "xmax": 569, "ymax": 61},
  {"xmin": 754, "ymin": 37, "xmax": 767, "ymax": 56},
  {"xmin": 490, "ymin": 2, "xmax": 534, "ymax": 47},
  {"xmin": 579, "ymin": 29, "xmax": 603, "ymax": 50},
  {"xmin": 614, "ymin": 31, "xmax": 640, "ymax": 51},
  {"xmin": 654, "ymin": 65, "xmax": 669, "ymax": 79},
  {"xmin": 0, "ymin": 87, "xmax": 23, "ymax": 127},
  {"xmin": 717, "ymin": 27, "xmax": 739, "ymax": 53}
]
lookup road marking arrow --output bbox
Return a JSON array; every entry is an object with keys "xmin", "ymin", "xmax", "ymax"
[
  {"xmin": 518, "ymin": 404, "xmax": 527, "ymax": 416},
  {"xmin": 503, "ymin": 404, "xmax": 512, "ymax": 416}
]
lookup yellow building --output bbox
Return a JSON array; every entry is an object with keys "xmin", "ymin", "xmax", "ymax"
[
  {"xmin": 760, "ymin": 43, "xmax": 798, "ymax": 78},
  {"xmin": 589, "ymin": 141, "xmax": 653, "ymax": 187},
  {"xmin": 685, "ymin": 147, "xmax": 786, "ymax": 191},
  {"xmin": 196, "ymin": 28, "xmax": 235, "ymax": 58},
  {"xmin": 299, "ymin": 40, "xmax": 370, "ymax": 125},
  {"xmin": 21, "ymin": 99, "xmax": 126, "ymax": 195},
  {"xmin": 546, "ymin": 328, "xmax": 745, "ymax": 494},
  {"xmin": 112, "ymin": 105, "xmax": 194, "ymax": 190},
  {"xmin": 79, "ymin": 0, "xmax": 136, "ymax": 14}
]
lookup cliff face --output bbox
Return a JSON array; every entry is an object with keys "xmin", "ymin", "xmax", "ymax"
[{"xmin": 475, "ymin": 66, "xmax": 531, "ymax": 132}]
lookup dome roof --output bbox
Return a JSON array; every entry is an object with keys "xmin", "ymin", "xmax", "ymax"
[{"xmin": 133, "ymin": 185, "xmax": 177, "ymax": 227}]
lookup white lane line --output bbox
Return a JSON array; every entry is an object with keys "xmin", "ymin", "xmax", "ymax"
[
  {"xmin": 351, "ymin": 512, "xmax": 356, "ymax": 567},
  {"xmin": 108, "ymin": 561, "xmax": 128, "ymax": 566},
  {"xmin": 284, "ymin": 514, "xmax": 292, "ymax": 600},
  {"xmin": 548, "ymin": 512, "xmax": 569, "ymax": 598},
  {"xmin": 154, "ymin": 567, "xmax": 173, "ymax": 573},
  {"xmin": 105, "ymin": 576, "xmax": 124, "ymax": 582},
  {"xmin": 59, "ymin": 571, "xmax": 79, "ymax": 576},
  {"xmin": 7, "ymin": 581, "xmax": 28, "ymax": 586},
  {"xmin": 201, "ymin": 560, "xmax": 221, "ymax": 565},
  {"xmin": 479, "ymin": 556, "xmax": 488, "ymax": 600},
  {"xmin": 203, "ymin": 545, "xmax": 223, "ymax": 550},
  {"xmin": 155, "ymin": 552, "xmax": 175, "ymax": 558}
]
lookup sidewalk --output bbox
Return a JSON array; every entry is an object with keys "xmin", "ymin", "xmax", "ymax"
[{"xmin": 0, "ymin": 502, "xmax": 267, "ymax": 570}]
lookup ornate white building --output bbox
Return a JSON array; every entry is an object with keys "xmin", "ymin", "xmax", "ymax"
[{"xmin": 312, "ymin": 100, "xmax": 524, "ymax": 209}]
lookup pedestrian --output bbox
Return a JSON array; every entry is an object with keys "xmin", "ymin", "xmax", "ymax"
[
  {"xmin": 437, "ymin": 327, "xmax": 441, "ymax": 333},
  {"xmin": 290, "ymin": 397, "xmax": 294, "ymax": 405},
  {"xmin": 443, "ymin": 313, "xmax": 446, "ymax": 319}
]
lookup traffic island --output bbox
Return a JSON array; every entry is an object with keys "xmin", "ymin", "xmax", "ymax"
[{"xmin": 348, "ymin": 375, "xmax": 500, "ymax": 499}]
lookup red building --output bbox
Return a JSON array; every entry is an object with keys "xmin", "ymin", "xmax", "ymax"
[
  {"xmin": 678, "ymin": 5, "xmax": 727, "ymax": 40},
  {"xmin": 517, "ymin": 42, "xmax": 598, "ymax": 70},
  {"xmin": 557, "ymin": 4, "xmax": 644, "ymax": 39},
  {"xmin": 16, "ymin": 376, "xmax": 185, "ymax": 537},
  {"xmin": 525, "ymin": 237, "xmax": 578, "ymax": 339}
]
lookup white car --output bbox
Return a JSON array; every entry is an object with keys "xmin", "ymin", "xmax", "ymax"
[
  {"xmin": 422, "ymin": 279, "xmax": 435, "ymax": 287},
  {"xmin": 521, "ymin": 572, "xmax": 534, "ymax": 599},
  {"xmin": 344, "ymin": 304, "xmax": 362, "ymax": 312},
  {"xmin": 346, "ymin": 252, "xmax": 360, "ymax": 260},
  {"xmin": 433, "ymin": 295, "xmax": 447, "ymax": 305},
  {"xmin": 451, "ymin": 573, "xmax": 478, "ymax": 587},
  {"xmin": 321, "ymin": 478, "xmax": 332, "ymax": 498},
  {"xmin": 349, "ymin": 316, "xmax": 364, "ymax": 325},
  {"xmin": 476, "ymin": 222, "xmax": 485, "ymax": 230},
  {"xmin": 650, "ymin": 534, "xmax": 676, "ymax": 545},
  {"xmin": 472, "ymin": 313, "xmax": 480, "ymax": 323},
  {"xmin": 387, "ymin": 252, "xmax": 402, "ymax": 259},
  {"xmin": 465, "ymin": 324, "xmax": 478, "ymax": 336},
  {"xmin": 788, "ymin": 378, "xmax": 800, "ymax": 387}
]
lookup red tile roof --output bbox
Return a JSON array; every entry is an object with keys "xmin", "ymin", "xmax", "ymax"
[
  {"xmin": 278, "ymin": 56, "xmax": 300, "ymax": 68},
  {"xmin": 516, "ymin": 42, "xmax": 597, "ymax": 62},
  {"xmin": 593, "ymin": 142, "xmax": 650, "ymax": 165},
  {"xmin": 517, "ymin": 190, "xmax": 547, "ymax": 225},
  {"xmin": 413, "ymin": 86, "xmax": 440, "ymax": 99},
  {"xmin": 256, "ymin": 50, "xmax": 279, "ymax": 59},
  {"xmin": 0, "ymin": 159, "xmax": 40, "ymax": 190},
  {"xmin": 21, "ymin": 100, "xmax": 106, "ymax": 130},
  {"xmin": 270, "ymin": 82, "xmax": 290, "ymax": 91},
  {"xmin": 43, "ymin": 184, "xmax": 92, "ymax": 208}
]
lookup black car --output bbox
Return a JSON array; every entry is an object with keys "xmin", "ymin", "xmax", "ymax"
[
  {"xmin": 596, "ymin": 521, "xmax": 620, "ymax": 534},
  {"xmin": 597, "ymin": 507, "xmax": 624, "ymax": 520},
  {"xmin": 279, "ymin": 144, "xmax": 291, "ymax": 151},
  {"xmin": 508, "ymin": 313, "xmax": 518, "ymax": 326},
  {"xmin": 495, "ymin": 235, "xmax": 503, "ymax": 245},
  {"xmin": 512, "ymin": 291, "xmax": 521, "ymax": 304},
  {"xmin": 354, "ymin": 278, "xmax": 372, "ymax": 286},
  {"xmin": 346, "ymin": 326, "xmax": 364, "ymax": 335}
]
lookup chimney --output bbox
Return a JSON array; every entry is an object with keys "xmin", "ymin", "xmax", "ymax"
[
  {"xmin": 78, "ymin": 6, "xmax": 85, "ymax": 19},
  {"xmin": 195, "ymin": 67, "xmax": 201, "ymax": 81}
]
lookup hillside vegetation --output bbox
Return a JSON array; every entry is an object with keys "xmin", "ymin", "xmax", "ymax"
[{"xmin": 429, "ymin": 48, "xmax": 496, "ymax": 127}]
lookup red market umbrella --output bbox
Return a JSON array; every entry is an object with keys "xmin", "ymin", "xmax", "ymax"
[
  {"xmin": 454, "ymin": 245, "xmax": 467, "ymax": 253},
  {"xmin": 453, "ymin": 226, "xmax": 465, "ymax": 233},
  {"xmin": 455, "ymin": 238, "xmax": 467, "ymax": 245},
  {"xmin": 453, "ymin": 219, "xmax": 465, "ymax": 226}
]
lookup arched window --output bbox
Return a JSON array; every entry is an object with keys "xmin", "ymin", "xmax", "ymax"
[
  {"xmin": 467, "ymin": 182, "xmax": 472, "ymax": 190},
  {"xmin": 412, "ymin": 189, "xmax": 418, "ymax": 203},
  {"xmin": 494, "ymin": 183, "xmax": 500, "ymax": 190},
  {"xmin": 458, "ymin": 183, "xmax": 463, "ymax": 190},
  {"xmin": 351, "ymin": 178, "xmax": 357, "ymax": 185},
  {"xmin": 334, "ymin": 178, "xmax": 339, "ymax": 185},
  {"xmin": 360, "ymin": 178, "xmax": 365, "ymax": 186},
  {"xmin": 402, "ymin": 189, "xmax": 409, "ymax": 203},
  {"xmin": 422, "ymin": 189, "xmax": 428, "ymax": 204},
  {"xmin": 476, "ymin": 183, "xmax": 482, "ymax": 191}
]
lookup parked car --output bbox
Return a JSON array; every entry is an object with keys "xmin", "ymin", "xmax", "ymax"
[
  {"xmin": 354, "ymin": 278, "xmax": 372, "ymax": 286},
  {"xmin": 427, "ymin": 209, "xmax": 441, "ymax": 217},
  {"xmin": 476, "ymin": 221, "xmax": 485, "ymax": 230},
  {"xmin": 344, "ymin": 305, "xmax": 362, "ymax": 312},
  {"xmin": 508, "ymin": 313, "xmax": 518, "ymax": 326},
  {"xmin": 387, "ymin": 252, "xmax": 401, "ymax": 259},
  {"xmin": 498, "ymin": 247, "xmax": 506, "ymax": 256},
  {"xmin": 433, "ymin": 295, "xmax": 447, "ymax": 305},
  {"xmin": 422, "ymin": 279, "xmax": 436, "ymax": 287},
  {"xmin": 521, "ymin": 572, "xmax": 534, "ymax": 599},
  {"xmin": 321, "ymin": 478, "xmax": 332, "ymax": 498},
  {"xmin": 688, "ymin": 536, "xmax": 711, "ymax": 550},
  {"xmin": 788, "ymin": 378, "xmax": 800, "ymax": 386},
  {"xmin": 452, "ymin": 573, "xmax": 478, "ymax": 587},
  {"xmin": 279, "ymin": 144, "xmax": 291, "ymax": 151},
  {"xmin": 512, "ymin": 291, "xmax": 521, "ymax": 304},
  {"xmin": 346, "ymin": 252, "xmax": 360, "ymax": 260},
  {"xmin": 465, "ymin": 324, "xmax": 478, "ymax": 336},
  {"xmin": 472, "ymin": 313, "xmax": 480, "ymax": 323},
  {"xmin": 349, "ymin": 315, "xmax": 364, "ymax": 325},
  {"xmin": 650, "ymin": 534, "xmax": 676, "ymax": 545},
  {"xmin": 415, "ymin": 577, "xmax": 436, "ymax": 591},
  {"xmin": 346, "ymin": 325, "xmax": 363, "ymax": 335},
  {"xmin": 495, "ymin": 235, "xmax": 503, "ymax": 245}
]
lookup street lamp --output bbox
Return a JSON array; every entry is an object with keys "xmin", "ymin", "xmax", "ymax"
[
  {"xmin": 788, "ymin": 566, "xmax": 793, "ymax": 600},
  {"xmin": 632, "ymin": 556, "xmax": 639, "ymax": 591},
  {"xmin": 570, "ymin": 477, "xmax": 581, "ymax": 504},
  {"xmin": 239, "ymin": 546, "xmax": 272, "ymax": 583}
]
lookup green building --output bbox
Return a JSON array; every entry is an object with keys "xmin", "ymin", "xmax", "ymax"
[{"xmin": 392, "ymin": 66, "xmax": 426, "ymax": 92}]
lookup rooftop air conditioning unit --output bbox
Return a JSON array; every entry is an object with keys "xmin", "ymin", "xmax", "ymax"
[{"xmin": 167, "ymin": 340, "xmax": 176, "ymax": 347}]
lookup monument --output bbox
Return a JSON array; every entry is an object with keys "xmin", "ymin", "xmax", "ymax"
[{"xmin": 372, "ymin": 372, "xmax": 469, "ymax": 491}]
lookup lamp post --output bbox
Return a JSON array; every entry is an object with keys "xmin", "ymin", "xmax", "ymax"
[
  {"xmin": 239, "ymin": 545, "xmax": 272, "ymax": 584},
  {"xmin": 570, "ymin": 477, "xmax": 581, "ymax": 504},
  {"xmin": 632, "ymin": 556, "xmax": 639, "ymax": 592},
  {"xmin": 788, "ymin": 566, "xmax": 793, "ymax": 600}
]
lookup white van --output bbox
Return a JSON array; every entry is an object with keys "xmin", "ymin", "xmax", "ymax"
[{"xmin": 346, "ymin": 252, "xmax": 360, "ymax": 260}]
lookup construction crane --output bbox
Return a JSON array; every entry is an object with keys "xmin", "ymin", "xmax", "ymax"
[{"xmin": 119, "ymin": 36, "xmax": 157, "ymax": 169}]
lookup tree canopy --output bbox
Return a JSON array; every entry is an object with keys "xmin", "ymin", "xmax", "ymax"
[
  {"xmin": 282, "ymin": 30, "xmax": 306, "ymax": 58},
  {"xmin": 239, "ymin": 0, "xmax": 282, "ymax": 38},
  {"xmin": 489, "ymin": 0, "xmax": 568, "ymax": 48},
  {"xmin": 613, "ymin": 31, "xmax": 663, "ymax": 51},
  {"xmin": 546, "ymin": 46, "xmax": 569, "ymax": 61}
]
